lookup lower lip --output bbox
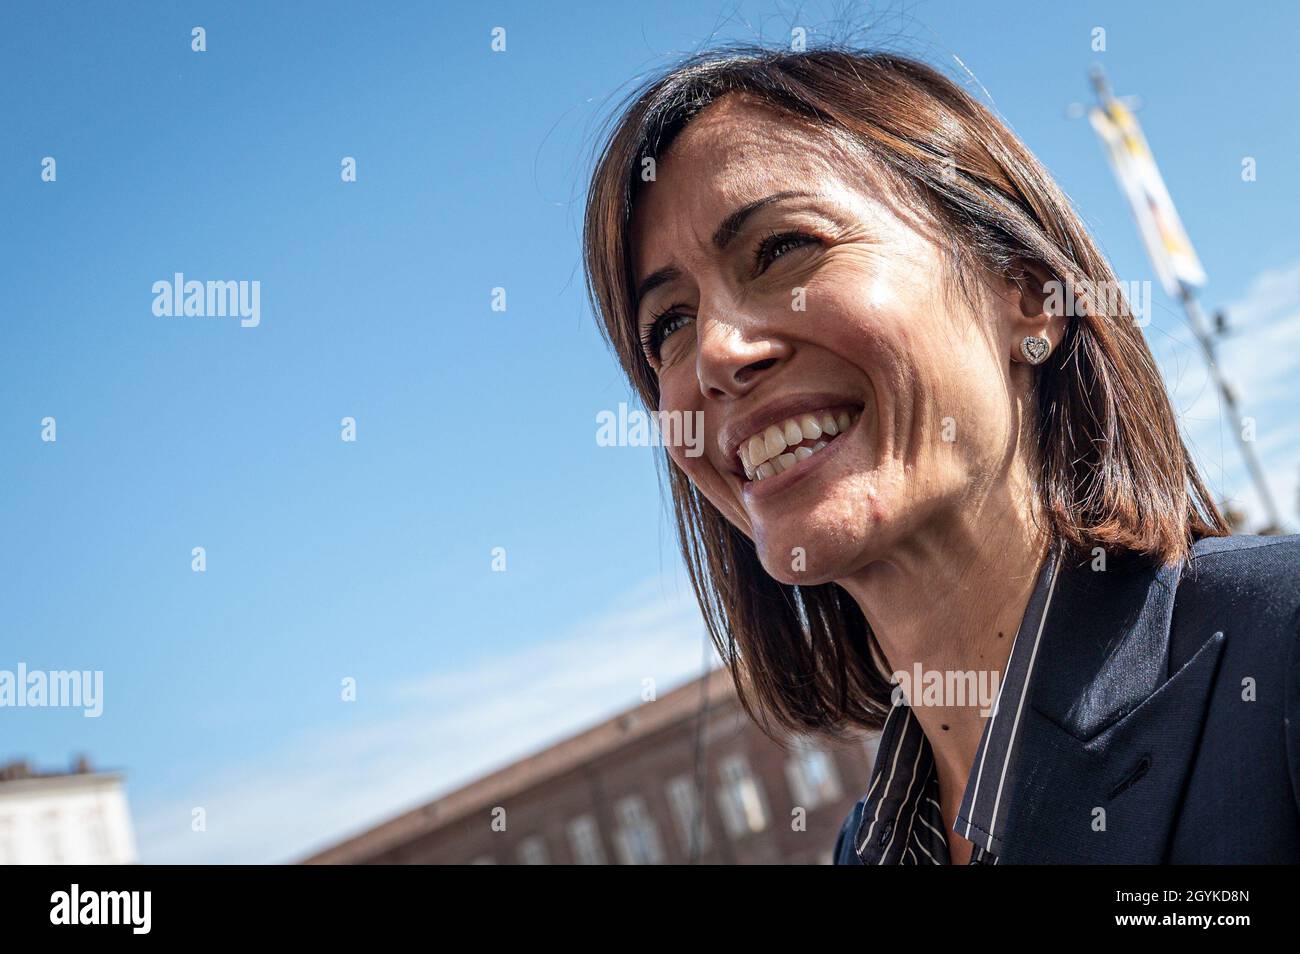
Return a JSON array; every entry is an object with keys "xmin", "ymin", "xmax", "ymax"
[{"xmin": 739, "ymin": 418, "xmax": 859, "ymax": 503}]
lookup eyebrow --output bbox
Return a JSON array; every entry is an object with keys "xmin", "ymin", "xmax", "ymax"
[
  {"xmin": 633, "ymin": 190, "xmax": 815, "ymax": 307},
  {"xmin": 711, "ymin": 190, "xmax": 812, "ymax": 249}
]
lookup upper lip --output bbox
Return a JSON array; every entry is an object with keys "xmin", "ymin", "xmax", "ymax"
[{"xmin": 718, "ymin": 392, "xmax": 864, "ymax": 474}]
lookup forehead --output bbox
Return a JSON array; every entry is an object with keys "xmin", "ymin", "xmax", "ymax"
[{"xmin": 629, "ymin": 95, "xmax": 880, "ymax": 271}]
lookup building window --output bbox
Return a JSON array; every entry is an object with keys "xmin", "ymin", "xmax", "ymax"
[
  {"xmin": 665, "ymin": 774, "xmax": 710, "ymax": 857},
  {"xmin": 566, "ymin": 814, "xmax": 606, "ymax": 865},
  {"xmin": 516, "ymin": 835, "xmax": 549, "ymax": 865},
  {"xmin": 612, "ymin": 795, "xmax": 664, "ymax": 865},
  {"xmin": 784, "ymin": 738, "xmax": 843, "ymax": 810},
  {"xmin": 716, "ymin": 753, "xmax": 769, "ymax": 838}
]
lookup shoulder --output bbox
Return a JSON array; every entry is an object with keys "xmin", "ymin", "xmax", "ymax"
[
  {"xmin": 1185, "ymin": 531, "xmax": 1300, "ymax": 584},
  {"xmin": 1177, "ymin": 533, "xmax": 1300, "ymax": 815},
  {"xmin": 1172, "ymin": 533, "xmax": 1300, "ymax": 672},
  {"xmin": 1177, "ymin": 533, "xmax": 1300, "ymax": 634},
  {"xmin": 831, "ymin": 794, "xmax": 867, "ymax": 865}
]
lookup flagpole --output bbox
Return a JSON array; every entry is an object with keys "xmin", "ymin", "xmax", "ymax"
[
  {"xmin": 1175, "ymin": 282, "xmax": 1284, "ymax": 531},
  {"xmin": 1087, "ymin": 66, "xmax": 1285, "ymax": 533}
]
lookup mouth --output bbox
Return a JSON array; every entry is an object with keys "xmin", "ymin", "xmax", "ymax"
[{"xmin": 735, "ymin": 405, "xmax": 862, "ymax": 482}]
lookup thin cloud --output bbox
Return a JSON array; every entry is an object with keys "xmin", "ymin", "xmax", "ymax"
[
  {"xmin": 1162, "ymin": 258, "xmax": 1300, "ymax": 528},
  {"xmin": 133, "ymin": 569, "xmax": 713, "ymax": 864}
]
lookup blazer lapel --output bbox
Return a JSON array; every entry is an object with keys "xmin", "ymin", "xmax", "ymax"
[{"xmin": 997, "ymin": 547, "xmax": 1226, "ymax": 864}]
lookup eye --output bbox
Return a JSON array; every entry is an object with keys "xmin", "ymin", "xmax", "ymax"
[
  {"xmin": 754, "ymin": 230, "xmax": 821, "ymax": 274},
  {"xmin": 640, "ymin": 305, "xmax": 695, "ymax": 364}
]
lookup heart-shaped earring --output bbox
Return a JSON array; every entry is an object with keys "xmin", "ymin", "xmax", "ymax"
[{"xmin": 1020, "ymin": 335, "xmax": 1051, "ymax": 365}]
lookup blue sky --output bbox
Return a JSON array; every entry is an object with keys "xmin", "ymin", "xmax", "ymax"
[{"xmin": 2, "ymin": 1, "xmax": 1297, "ymax": 863}]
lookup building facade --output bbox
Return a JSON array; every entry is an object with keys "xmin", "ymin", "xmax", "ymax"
[
  {"xmin": 304, "ymin": 668, "xmax": 880, "ymax": 864},
  {"xmin": 0, "ymin": 759, "xmax": 138, "ymax": 865}
]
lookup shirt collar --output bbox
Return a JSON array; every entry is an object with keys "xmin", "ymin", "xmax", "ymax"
[
  {"xmin": 955, "ymin": 542, "xmax": 1063, "ymax": 855},
  {"xmin": 853, "ymin": 542, "xmax": 1063, "ymax": 863}
]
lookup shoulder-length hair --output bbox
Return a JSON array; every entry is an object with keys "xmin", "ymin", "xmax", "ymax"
[{"xmin": 582, "ymin": 46, "xmax": 1227, "ymax": 740}]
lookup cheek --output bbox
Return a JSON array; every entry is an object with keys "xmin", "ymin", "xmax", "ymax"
[
  {"xmin": 657, "ymin": 380, "xmax": 719, "ymax": 490},
  {"xmin": 805, "ymin": 266, "xmax": 913, "ymax": 382},
  {"xmin": 809, "ymin": 267, "xmax": 1013, "ymax": 486},
  {"xmin": 658, "ymin": 378, "xmax": 700, "ymax": 457},
  {"xmin": 666, "ymin": 443, "xmax": 706, "ymax": 484},
  {"xmin": 813, "ymin": 246, "xmax": 968, "ymax": 376},
  {"xmin": 924, "ymin": 322, "xmax": 1011, "ymax": 429}
]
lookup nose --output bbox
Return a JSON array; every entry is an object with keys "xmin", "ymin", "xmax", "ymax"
[{"xmin": 695, "ymin": 309, "xmax": 790, "ymax": 400}]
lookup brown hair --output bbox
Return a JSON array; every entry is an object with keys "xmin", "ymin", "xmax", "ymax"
[{"xmin": 582, "ymin": 46, "xmax": 1228, "ymax": 740}]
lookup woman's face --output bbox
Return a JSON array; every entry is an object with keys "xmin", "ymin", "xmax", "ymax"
[{"xmin": 629, "ymin": 95, "xmax": 1033, "ymax": 585}]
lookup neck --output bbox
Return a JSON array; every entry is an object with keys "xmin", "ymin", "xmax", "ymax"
[{"xmin": 836, "ymin": 473, "xmax": 1049, "ymax": 829}]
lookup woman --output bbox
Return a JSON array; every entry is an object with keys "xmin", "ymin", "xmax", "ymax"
[{"xmin": 582, "ymin": 47, "xmax": 1300, "ymax": 864}]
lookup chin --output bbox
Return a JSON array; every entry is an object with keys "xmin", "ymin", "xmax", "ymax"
[{"xmin": 751, "ymin": 513, "xmax": 873, "ymax": 586}]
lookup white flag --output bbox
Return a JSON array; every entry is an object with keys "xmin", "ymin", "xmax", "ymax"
[{"xmin": 1089, "ymin": 99, "xmax": 1207, "ymax": 296}]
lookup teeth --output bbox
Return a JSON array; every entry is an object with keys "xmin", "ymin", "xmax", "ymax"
[
  {"xmin": 733, "ymin": 408, "xmax": 863, "ymax": 480},
  {"xmin": 763, "ymin": 425, "xmax": 787, "ymax": 460},
  {"xmin": 735, "ymin": 406, "xmax": 861, "ymax": 479},
  {"xmin": 798, "ymin": 414, "xmax": 822, "ymax": 440}
]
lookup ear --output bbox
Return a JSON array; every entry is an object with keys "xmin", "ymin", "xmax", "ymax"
[{"xmin": 1000, "ymin": 259, "xmax": 1066, "ymax": 363}]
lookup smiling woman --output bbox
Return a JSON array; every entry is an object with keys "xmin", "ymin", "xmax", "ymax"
[{"xmin": 583, "ymin": 47, "xmax": 1300, "ymax": 865}]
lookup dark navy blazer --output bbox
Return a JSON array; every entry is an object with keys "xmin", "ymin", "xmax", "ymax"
[{"xmin": 834, "ymin": 533, "xmax": 1300, "ymax": 864}]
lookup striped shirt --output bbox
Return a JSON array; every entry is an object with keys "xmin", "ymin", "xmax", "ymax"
[{"xmin": 851, "ymin": 543, "xmax": 1064, "ymax": 864}]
